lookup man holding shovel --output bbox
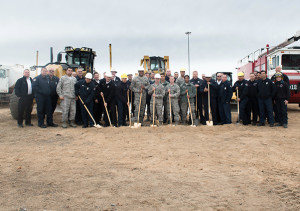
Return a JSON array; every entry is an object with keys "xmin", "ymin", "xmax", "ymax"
[
  {"xmin": 180, "ymin": 75, "xmax": 196, "ymax": 125},
  {"xmin": 130, "ymin": 70, "xmax": 150, "ymax": 125},
  {"xmin": 166, "ymin": 76, "xmax": 180, "ymax": 125},
  {"xmin": 99, "ymin": 72, "xmax": 117, "ymax": 127},
  {"xmin": 75, "ymin": 73, "xmax": 95, "ymax": 128},
  {"xmin": 148, "ymin": 74, "xmax": 165, "ymax": 126},
  {"xmin": 233, "ymin": 72, "xmax": 249, "ymax": 125},
  {"xmin": 202, "ymin": 74, "xmax": 219, "ymax": 125},
  {"xmin": 160, "ymin": 73, "xmax": 169, "ymax": 123}
]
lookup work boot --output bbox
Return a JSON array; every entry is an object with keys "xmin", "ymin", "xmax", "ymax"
[
  {"xmin": 283, "ymin": 124, "xmax": 288, "ymax": 128},
  {"xmin": 70, "ymin": 120, "xmax": 77, "ymax": 128},
  {"xmin": 275, "ymin": 123, "xmax": 283, "ymax": 127},
  {"xmin": 159, "ymin": 121, "xmax": 163, "ymax": 126},
  {"xmin": 62, "ymin": 121, "xmax": 68, "ymax": 128},
  {"xmin": 174, "ymin": 121, "xmax": 179, "ymax": 126}
]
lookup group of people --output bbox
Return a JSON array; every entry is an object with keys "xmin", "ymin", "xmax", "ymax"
[{"xmin": 15, "ymin": 65, "xmax": 290, "ymax": 128}]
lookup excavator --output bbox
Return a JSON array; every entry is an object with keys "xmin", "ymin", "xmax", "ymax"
[{"xmin": 140, "ymin": 56, "xmax": 169, "ymax": 74}]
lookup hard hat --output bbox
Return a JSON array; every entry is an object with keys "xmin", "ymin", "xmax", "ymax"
[
  {"xmin": 85, "ymin": 73, "xmax": 92, "ymax": 79},
  {"xmin": 275, "ymin": 72, "xmax": 283, "ymax": 78},
  {"xmin": 180, "ymin": 68, "xmax": 186, "ymax": 72},
  {"xmin": 238, "ymin": 72, "xmax": 245, "ymax": 77},
  {"xmin": 138, "ymin": 69, "xmax": 144, "ymax": 72},
  {"xmin": 127, "ymin": 73, "xmax": 133, "ymax": 76},
  {"xmin": 121, "ymin": 73, "xmax": 127, "ymax": 79},
  {"xmin": 111, "ymin": 69, "xmax": 117, "ymax": 73},
  {"xmin": 206, "ymin": 74, "xmax": 212, "ymax": 78},
  {"xmin": 106, "ymin": 72, "xmax": 113, "ymax": 77},
  {"xmin": 154, "ymin": 74, "xmax": 161, "ymax": 79}
]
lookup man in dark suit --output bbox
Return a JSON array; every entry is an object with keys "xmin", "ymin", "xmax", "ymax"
[
  {"xmin": 99, "ymin": 72, "xmax": 117, "ymax": 127},
  {"xmin": 15, "ymin": 69, "xmax": 34, "ymax": 128}
]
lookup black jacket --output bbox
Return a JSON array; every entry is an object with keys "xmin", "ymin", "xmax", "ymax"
[
  {"xmin": 32, "ymin": 75, "xmax": 51, "ymax": 97},
  {"xmin": 275, "ymin": 80, "xmax": 290, "ymax": 101},
  {"xmin": 116, "ymin": 81, "xmax": 130, "ymax": 104},
  {"xmin": 75, "ymin": 80, "xmax": 95, "ymax": 104},
  {"xmin": 232, "ymin": 79, "xmax": 248, "ymax": 101},
  {"xmin": 257, "ymin": 78, "xmax": 276, "ymax": 99},
  {"xmin": 190, "ymin": 77, "xmax": 204, "ymax": 96},
  {"xmin": 49, "ymin": 75, "xmax": 59, "ymax": 97},
  {"xmin": 112, "ymin": 76, "xmax": 121, "ymax": 86},
  {"xmin": 76, "ymin": 75, "xmax": 85, "ymax": 83},
  {"xmin": 218, "ymin": 81, "xmax": 233, "ymax": 104},
  {"xmin": 93, "ymin": 79, "xmax": 102, "ymax": 102},
  {"xmin": 15, "ymin": 76, "xmax": 34, "ymax": 98},
  {"xmin": 202, "ymin": 79, "xmax": 218, "ymax": 98},
  {"xmin": 271, "ymin": 73, "xmax": 290, "ymax": 86},
  {"xmin": 99, "ymin": 80, "xmax": 115, "ymax": 104},
  {"xmin": 247, "ymin": 80, "xmax": 258, "ymax": 98}
]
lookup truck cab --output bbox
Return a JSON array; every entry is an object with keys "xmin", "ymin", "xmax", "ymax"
[{"xmin": 267, "ymin": 47, "xmax": 300, "ymax": 103}]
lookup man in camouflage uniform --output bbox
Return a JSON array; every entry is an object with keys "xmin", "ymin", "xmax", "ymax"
[
  {"xmin": 176, "ymin": 68, "xmax": 186, "ymax": 120},
  {"xmin": 176, "ymin": 68, "xmax": 186, "ymax": 87},
  {"xmin": 130, "ymin": 69, "xmax": 150, "ymax": 124},
  {"xmin": 148, "ymin": 74, "xmax": 165, "ymax": 125},
  {"xmin": 56, "ymin": 67, "xmax": 77, "ymax": 128},
  {"xmin": 180, "ymin": 75, "xmax": 196, "ymax": 124},
  {"xmin": 160, "ymin": 73, "xmax": 169, "ymax": 123},
  {"xmin": 166, "ymin": 76, "xmax": 180, "ymax": 125}
]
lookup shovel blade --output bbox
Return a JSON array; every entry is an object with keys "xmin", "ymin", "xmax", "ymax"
[
  {"xmin": 94, "ymin": 124, "xmax": 102, "ymax": 128},
  {"xmin": 206, "ymin": 121, "xmax": 213, "ymax": 126}
]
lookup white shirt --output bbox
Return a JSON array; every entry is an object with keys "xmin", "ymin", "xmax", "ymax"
[
  {"xmin": 27, "ymin": 78, "xmax": 32, "ymax": 95},
  {"xmin": 217, "ymin": 80, "xmax": 222, "ymax": 85}
]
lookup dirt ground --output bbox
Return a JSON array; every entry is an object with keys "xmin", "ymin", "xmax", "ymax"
[{"xmin": 0, "ymin": 104, "xmax": 299, "ymax": 211}]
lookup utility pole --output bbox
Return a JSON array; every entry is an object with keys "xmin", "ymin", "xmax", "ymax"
[{"xmin": 185, "ymin": 32, "xmax": 191, "ymax": 76}]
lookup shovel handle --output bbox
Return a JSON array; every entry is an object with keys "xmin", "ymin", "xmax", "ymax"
[
  {"xmin": 101, "ymin": 94, "xmax": 112, "ymax": 127},
  {"xmin": 127, "ymin": 90, "xmax": 131, "ymax": 127},
  {"xmin": 187, "ymin": 91, "xmax": 194, "ymax": 126},
  {"xmin": 137, "ymin": 89, "xmax": 142, "ymax": 123},
  {"xmin": 78, "ymin": 96, "xmax": 97, "ymax": 126},
  {"xmin": 153, "ymin": 89, "xmax": 155, "ymax": 126},
  {"xmin": 169, "ymin": 90, "xmax": 172, "ymax": 125}
]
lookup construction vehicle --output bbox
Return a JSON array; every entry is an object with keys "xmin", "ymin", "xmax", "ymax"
[
  {"xmin": 0, "ymin": 64, "xmax": 25, "ymax": 104},
  {"xmin": 211, "ymin": 71, "xmax": 233, "ymax": 85},
  {"xmin": 140, "ymin": 56, "xmax": 169, "ymax": 74},
  {"xmin": 9, "ymin": 46, "xmax": 97, "ymax": 119},
  {"xmin": 237, "ymin": 30, "xmax": 300, "ymax": 105}
]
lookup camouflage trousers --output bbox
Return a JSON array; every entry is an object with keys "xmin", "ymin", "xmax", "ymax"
[
  {"xmin": 150, "ymin": 98, "xmax": 163, "ymax": 122},
  {"xmin": 61, "ymin": 97, "xmax": 76, "ymax": 122},
  {"xmin": 166, "ymin": 98, "xmax": 180, "ymax": 122},
  {"xmin": 180, "ymin": 101, "xmax": 196, "ymax": 122},
  {"xmin": 133, "ymin": 92, "xmax": 147, "ymax": 123}
]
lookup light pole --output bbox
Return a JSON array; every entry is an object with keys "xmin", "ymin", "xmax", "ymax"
[{"xmin": 185, "ymin": 32, "xmax": 191, "ymax": 76}]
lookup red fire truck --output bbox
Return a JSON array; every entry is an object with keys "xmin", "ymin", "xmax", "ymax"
[{"xmin": 237, "ymin": 31, "xmax": 300, "ymax": 105}]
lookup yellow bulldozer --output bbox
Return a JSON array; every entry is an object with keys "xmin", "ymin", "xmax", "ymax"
[
  {"xmin": 45, "ymin": 46, "xmax": 97, "ymax": 77},
  {"xmin": 9, "ymin": 46, "xmax": 97, "ymax": 119},
  {"xmin": 140, "ymin": 56, "xmax": 169, "ymax": 74}
]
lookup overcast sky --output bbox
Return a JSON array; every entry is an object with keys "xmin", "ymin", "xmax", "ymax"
[{"xmin": 1, "ymin": 0, "xmax": 299, "ymax": 77}]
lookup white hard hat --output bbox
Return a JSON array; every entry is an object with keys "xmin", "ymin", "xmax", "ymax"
[
  {"xmin": 106, "ymin": 72, "xmax": 113, "ymax": 78},
  {"xmin": 206, "ymin": 74, "xmax": 212, "ymax": 78},
  {"xmin": 155, "ymin": 74, "xmax": 161, "ymax": 79},
  {"xmin": 111, "ymin": 69, "xmax": 117, "ymax": 73},
  {"xmin": 85, "ymin": 73, "xmax": 92, "ymax": 79}
]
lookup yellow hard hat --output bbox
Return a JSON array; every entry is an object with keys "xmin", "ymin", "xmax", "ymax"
[
  {"xmin": 238, "ymin": 72, "xmax": 245, "ymax": 77},
  {"xmin": 180, "ymin": 68, "xmax": 186, "ymax": 72},
  {"xmin": 121, "ymin": 73, "xmax": 127, "ymax": 79}
]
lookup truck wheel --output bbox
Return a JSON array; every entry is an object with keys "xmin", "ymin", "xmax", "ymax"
[{"xmin": 9, "ymin": 90, "xmax": 20, "ymax": 120}]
